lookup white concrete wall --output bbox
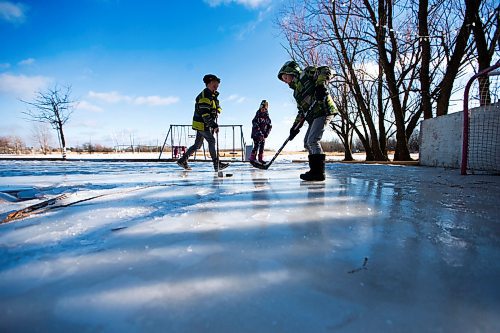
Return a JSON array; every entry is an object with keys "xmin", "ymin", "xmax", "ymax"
[
  {"xmin": 420, "ymin": 106, "xmax": 500, "ymax": 172},
  {"xmin": 419, "ymin": 112, "xmax": 463, "ymax": 168}
]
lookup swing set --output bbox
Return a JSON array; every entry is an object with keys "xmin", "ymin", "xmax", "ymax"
[{"xmin": 158, "ymin": 124, "xmax": 246, "ymax": 161}]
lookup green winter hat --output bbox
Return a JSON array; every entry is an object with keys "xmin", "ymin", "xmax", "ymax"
[{"xmin": 278, "ymin": 61, "xmax": 301, "ymax": 81}]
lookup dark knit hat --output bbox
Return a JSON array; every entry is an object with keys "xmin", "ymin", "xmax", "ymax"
[{"xmin": 203, "ymin": 74, "xmax": 221, "ymax": 84}]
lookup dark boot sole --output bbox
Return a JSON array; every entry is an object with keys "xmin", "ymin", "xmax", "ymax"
[
  {"xmin": 177, "ymin": 161, "xmax": 192, "ymax": 170},
  {"xmin": 300, "ymin": 174, "xmax": 325, "ymax": 181}
]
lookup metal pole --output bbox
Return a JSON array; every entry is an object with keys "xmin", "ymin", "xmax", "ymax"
[
  {"xmin": 158, "ymin": 125, "xmax": 172, "ymax": 160},
  {"xmin": 240, "ymin": 125, "xmax": 245, "ymax": 161}
]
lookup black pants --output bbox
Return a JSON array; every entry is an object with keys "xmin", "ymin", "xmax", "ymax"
[
  {"xmin": 184, "ymin": 130, "xmax": 217, "ymax": 161},
  {"xmin": 252, "ymin": 139, "xmax": 265, "ymax": 155}
]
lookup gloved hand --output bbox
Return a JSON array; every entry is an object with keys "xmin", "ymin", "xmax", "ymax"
[
  {"xmin": 315, "ymin": 85, "xmax": 327, "ymax": 100},
  {"xmin": 255, "ymin": 135, "xmax": 264, "ymax": 142}
]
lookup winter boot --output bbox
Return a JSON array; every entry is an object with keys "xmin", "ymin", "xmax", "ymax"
[
  {"xmin": 177, "ymin": 156, "xmax": 192, "ymax": 170},
  {"xmin": 300, "ymin": 154, "xmax": 325, "ymax": 181},
  {"xmin": 258, "ymin": 153, "xmax": 266, "ymax": 164},
  {"xmin": 213, "ymin": 159, "xmax": 229, "ymax": 171},
  {"xmin": 249, "ymin": 151, "xmax": 257, "ymax": 163},
  {"xmin": 299, "ymin": 155, "xmax": 314, "ymax": 179}
]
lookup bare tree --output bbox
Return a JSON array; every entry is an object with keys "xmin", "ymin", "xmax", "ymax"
[
  {"xmin": 31, "ymin": 123, "xmax": 52, "ymax": 155},
  {"xmin": 12, "ymin": 136, "xmax": 25, "ymax": 154},
  {"xmin": 0, "ymin": 137, "xmax": 8, "ymax": 153},
  {"xmin": 418, "ymin": 0, "xmax": 433, "ymax": 120},
  {"xmin": 0, "ymin": 136, "xmax": 26, "ymax": 154},
  {"xmin": 329, "ymin": 0, "xmax": 390, "ymax": 161},
  {"xmin": 277, "ymin": 0, "xmax": 498, "ymax": 161},
  {"xmin": 470, "ymin": 1, "xmax": 500, "ymax": 105},
  {"xmin": 434, "ymin": 0, "xmax": 482, "ymax": 116},
  {"xmin": 21, "ymin": 85, "xmax": 76, "ymax": 159},
  {"xmin": 277, "ymin": 0, "xmax": 389, "ymax": 161},
  {"xmin": 330, "ymin": 83, "xmax": 355, "ymax": 161},
  {"xmin": 362, "ymin": 0, "xmax": 419, "ymax": 160}
]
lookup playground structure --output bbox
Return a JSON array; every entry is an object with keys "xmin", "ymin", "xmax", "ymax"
[{"xmin": 159, "ymin": 124, "xmax": 247, "ymax": 161}]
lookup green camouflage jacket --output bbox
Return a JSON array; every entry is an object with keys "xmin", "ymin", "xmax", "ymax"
[{"xmin": 289, "ymin": 66, "xmax": 337, "ymax": 124}]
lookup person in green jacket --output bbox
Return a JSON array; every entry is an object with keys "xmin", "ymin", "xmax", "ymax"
[
  {"xmin": 278, "ymin": 60, "xmax": 337, "ymax": 181},
  {"xmin": 177, "ymin": 74, "xmax": 229, "ymax": 171}
]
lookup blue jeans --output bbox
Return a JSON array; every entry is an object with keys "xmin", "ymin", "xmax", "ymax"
[{"xmin": 303, "ymin": 116, "xmax": 332, "ymax": 155}]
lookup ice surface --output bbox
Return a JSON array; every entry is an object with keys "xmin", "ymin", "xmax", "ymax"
[{"xmin": 0, "ymin": 160, "xmax": 499, "ymax": 332}]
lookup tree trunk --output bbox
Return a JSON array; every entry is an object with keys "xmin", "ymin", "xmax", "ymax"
[
  {"xmin": 338, "ymin": 117, "xmax": 354, "ymax": 161},
  {"xmin": 330, "ymin": 3, "xmax": 386, "ymax": 161},
  {"xmin": 343, "ymin": 142, "xmax": 354, "ymax": 161},
  {"xmin": 419, "ymin": 0, "xmax": 433, "ymax": 119},
  {"xmin": 367, "ymin": 0, "xmax": 411, "ymax": 160},
  {"xmin": 377, "ymin": 62, "xmax": 387, "ymax": 155},
  {"xmin": 471, "ymin": 1, "xmax": 492, "ymax": 105},
  {"xmin": 337, "ymin": 126, "xmax": 354, "ymax": 161},
  {"xmin": 57, "ymin": 122, "xmax": 66, "ymax": 160},
  {"xmin": 349, "ymin": 76, "xmax": 385, "ymax": 160},
  {"xmin": 436, "ymin": 0, "xmax": 480, "ymax": 116}
]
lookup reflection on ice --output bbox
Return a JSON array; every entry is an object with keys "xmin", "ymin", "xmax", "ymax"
[{"xmin": 0, "ymin": 160, "xmax": 499, "ymax": 332}]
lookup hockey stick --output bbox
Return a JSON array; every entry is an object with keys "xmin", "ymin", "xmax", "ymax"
[
  {"xmin": 2, "ymin": 183, "xmax": 178, "ymax": 224},
  {"xmin": 2, "ymin": 193, "xmax": 68, "ymax": 223},
  {"xmin": 216, "ymin": 128, "xmax": 223, "ymax": 177},
  {"xmin": 214, "ymin": 119, "xmax": 232, "ymax": 178},
  {"xmin": 250, "ymin": 100, "xmax": 317, "ymax": 170}
]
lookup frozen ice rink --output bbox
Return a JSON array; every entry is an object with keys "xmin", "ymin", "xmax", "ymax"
[{"xmin": 0, "ymin": 160, "xmax": 499, "ymax": 332}]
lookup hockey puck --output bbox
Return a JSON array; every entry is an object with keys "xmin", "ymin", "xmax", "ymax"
[{"xmin": 225, "ymin": 173, "xmax": 233, "ymax": 177}]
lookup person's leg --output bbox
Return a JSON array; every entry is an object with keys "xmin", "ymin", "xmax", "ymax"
[
  {"xmin": 198, "ymin": 130, "xmax": 216, "ymax": 160},
  {"xmin": 184, "ymin": 131, "xmax": 205, "ymax": 158},
  {"xmin": 200, "ymin": 130, "xmax": 229, "ymax": 171},
  {"xmin": 300, "ymin": 124, "xmax": 313, "ymax": 177},
  {"xmin": 177, "ymin": 131, "xmax": 204, "ymax": 169},
  {"xmin": 250, "ymin": 139, "xmax": 258, "ymax": 162},
  {"xmin": 300, "ymin": 153, "xmax": 325, "ymax": 181},
  {"xmin": 304, "ymin": 116, "xmax": 329, "ymax": 155},
  {"xmin": 303, "ymin": 125, "xmax": 312, "ymax": 154},
  {"xmin": 258, "ymin": 140, "xmax": 265, "ymax": 163},
  {"xmin": 301, "ymin": 116, "xmax": 330, "ymax": 181}
]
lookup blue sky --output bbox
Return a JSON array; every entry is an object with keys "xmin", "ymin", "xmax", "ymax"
[{"xmin": 0, "ymin": 0, "xmax": 329, "ymax": 151}]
